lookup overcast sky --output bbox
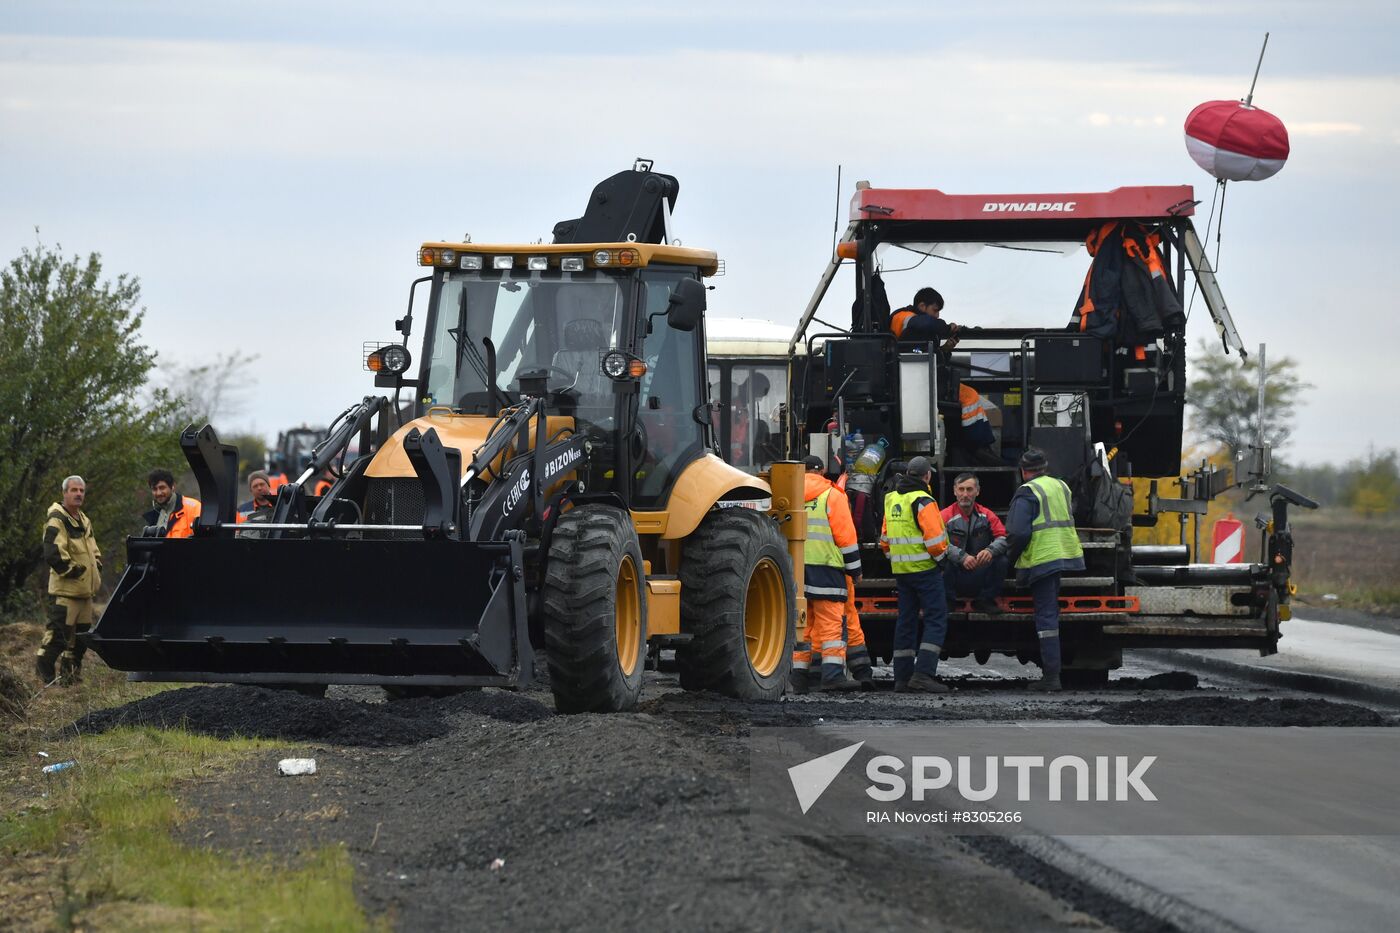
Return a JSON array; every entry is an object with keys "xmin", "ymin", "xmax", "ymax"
[{"xmin": 2, "ymin": 1, "xmax": 1395, "ymax": 466}]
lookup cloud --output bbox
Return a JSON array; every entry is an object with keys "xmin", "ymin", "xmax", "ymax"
[
  {"xmin": 1, "ymin": 27, "xmax": 1397, "ymax": 462},
  {"xmin": 1289, "ymin": 121, "xmax": 1365, "ymax": 137}
]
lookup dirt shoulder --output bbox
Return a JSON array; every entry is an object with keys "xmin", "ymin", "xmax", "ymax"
[
  {"xmin": 103, "ymin": 674, "xmax": 1390, "ymax": 932},
  {"xmin": 14, "ymin": 639, "xmax": 1393, "ymax": 932},
  {"xmin": 167, "ymin": 683, "xmax": 1103, "ymax": 932}
]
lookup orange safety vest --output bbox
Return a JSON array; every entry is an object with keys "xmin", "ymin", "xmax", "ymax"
[
  {"xmin": 958, "ymin": 383, "xmax": 989, "ymax": 427},
  {"xmin": 165, "ymin": 496, "xmax": 202, "ymax": 539},
  {"xmin": 889, "ymin": 307, "xmax": 915, "ymax": 339}
]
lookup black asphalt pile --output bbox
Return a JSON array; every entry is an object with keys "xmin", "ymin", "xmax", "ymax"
[
  {"xmin": 1094, "ymin": 695, "xmax": 1390, "ymax": 727},
  {"xmin": 636, "ymin": 690, "xmax": 946, "ymax": 727},
  {"xmin": 180, "ymin": 700, "xmax": 1096, "ymax": 933},
  {"xmin": 388, "ymin": 689, "xmax": 554, "ymax": 724},
  {"xmin": 1109, "ymin": 671, "xmax": 1199, "ymax": 691},
  {"xmin": 72, "ymin": 685, "xmax": 459, "ymax": 747}
]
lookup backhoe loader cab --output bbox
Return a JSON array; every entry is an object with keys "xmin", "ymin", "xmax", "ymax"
[{"xmin": 89, "ymin": 166, "xmax": 801, "ymax": 713}]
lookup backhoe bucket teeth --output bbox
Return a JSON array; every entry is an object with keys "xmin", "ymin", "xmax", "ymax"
[{"xmin": 87, "ymin": 536, "xmax": 531, "ymax": 688}]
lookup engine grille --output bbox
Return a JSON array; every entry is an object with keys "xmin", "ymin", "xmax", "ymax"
[{"xmin": 364, "ymin": 478, "xmax": 425, "ymax": 527}]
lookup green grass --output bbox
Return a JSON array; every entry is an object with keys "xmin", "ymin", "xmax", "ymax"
[
  {"xmin": 2, "ymin": 715, "xmax": 381, "ymax": 931},
  {"xmin": 2, "ymin": 621, "xmax": 383, "ymax": 929}
]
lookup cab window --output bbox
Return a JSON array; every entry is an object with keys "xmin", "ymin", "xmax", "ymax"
[{"xmin": 632, "ymin": 269, "xmax": 706, "ymax": 506}]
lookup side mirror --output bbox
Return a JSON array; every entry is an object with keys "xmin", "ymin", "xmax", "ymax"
[{"xmin": 666, "ymin": 277, "xmax": 706, "ymax": 332}]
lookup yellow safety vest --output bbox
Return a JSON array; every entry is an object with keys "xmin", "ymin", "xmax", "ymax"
[{"xmin": 883, "ymin": 489, "xmax": 941, "ymax": 574}]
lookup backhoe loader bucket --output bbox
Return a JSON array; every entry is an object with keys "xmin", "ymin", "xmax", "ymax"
[{"xmin": 87, "ymin": 535, "xmax": 531, "ymax": 688}]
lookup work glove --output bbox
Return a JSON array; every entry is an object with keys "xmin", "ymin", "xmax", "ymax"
[{"xmin": 63, "ymin": 565, "xmax": 85, "ymax": 579}]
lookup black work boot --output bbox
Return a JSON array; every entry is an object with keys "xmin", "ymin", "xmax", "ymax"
[
  {"xmin": 788, "ymin": 669, "xmax": 811, "ymax": 695},
  {"xmin": 36, "ymin": 654, "xmax": 56, "ymax": 685},
  {"xmin": 971, "ymin": 598, "xmax": 1001, "ymax": 615},
  {"xmin": 818, "ymin": 672, "xmax": 863, "ymax": 693},
  {"xmin": 58, "ymin": 654, "xmax": 78, "ymax": 688},
  {"xmin": 1028, "ymin": 671, "xmax": 1062, "ymax": 692},
  {"xmin": 907, "ymin": 672, "xmax": 950, "ymax": 694},
  {"xmin": 846, "ymin": 646, "xmax": 876, "ymax": 690}
]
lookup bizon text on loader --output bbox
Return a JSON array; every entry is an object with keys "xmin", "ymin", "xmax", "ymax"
[
  {"xmin": 89, "ymin": 164, "xmax": 803, "ymax": 712},
  {"xmin": 708, "ymin": 182, "xmax": 1316, "ymax": 685}
]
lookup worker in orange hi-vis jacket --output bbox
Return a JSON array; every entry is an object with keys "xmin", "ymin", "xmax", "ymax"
[
  {"xmin": 791, "ymin": 456, "xmax": 864, "ymax": 693},
  {"xmin": 842, "ymin": 579, "xmax": 875, "ymax": 689}
]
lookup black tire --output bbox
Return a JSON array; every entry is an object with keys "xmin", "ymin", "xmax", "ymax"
[
  {"xmin": 677, "ymin": 508, "xmax": 795, "ymax": 700},
  {"xmin": 541, "ymin": 505, "xmax": 648, "ymax": 713}
]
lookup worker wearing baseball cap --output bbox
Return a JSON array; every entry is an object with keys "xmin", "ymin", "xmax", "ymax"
[
  {"xmin": 880, "ymin": 456, "xmax": 951, "ymax": 693},
  {"xmin": 1004, "ymin": 448, "xmax": 1085, "ymax": 691},
  {"xmin": 792, "ymin": 455, "xmax": 864, "ymax": 692}
]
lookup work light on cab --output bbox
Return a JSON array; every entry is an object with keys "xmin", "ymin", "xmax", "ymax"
[
  {"xmin": 368, "ymin": 344, "xmax": 412, "ymax": 375},
  {"xmin": 602, "ymin": 349, "xmax": 628, "ymax": 379},
  {"xmin": 601, "ymin": 350, "xmax": 646, "ymax": 380}
]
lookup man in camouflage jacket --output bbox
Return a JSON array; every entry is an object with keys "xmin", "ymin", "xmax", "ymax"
[{"xmin": 37, "ymin": 475, "xmax": 102, "ymax": 685}]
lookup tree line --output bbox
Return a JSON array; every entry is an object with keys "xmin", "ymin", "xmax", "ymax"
[
  {"xmin": 1187, "ymin": 338, "xmax": 1397, "ymax": 518},
  {"xmin": 0, "ymin": 242, "xmax": 266, "ymax": 618}
]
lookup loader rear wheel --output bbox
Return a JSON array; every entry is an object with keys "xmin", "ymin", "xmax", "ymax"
[
  {"xmin": 677, "ymin": 508, "xmax": 795, "ymax": 700},
  {"xmin": 541, "ymin": 505, "xmax": 647, "ymax": 713}
]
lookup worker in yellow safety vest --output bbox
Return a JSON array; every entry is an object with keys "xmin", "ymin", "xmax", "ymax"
[
  {"xmin": 880, "ymin": 456, "xmax": 951, "ymax": 693},
  {"xmin": 792, "ymin": 456, "xmax": 865, "ymax": 692},
  {"xmin": 1004, "ymin": 448, "xmax": 1085, "ymax": 691}
]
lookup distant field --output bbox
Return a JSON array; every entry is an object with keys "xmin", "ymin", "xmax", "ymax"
[{"xmin": 1289, "ymin": 513, "xmax": 1400, "ymax": 616}]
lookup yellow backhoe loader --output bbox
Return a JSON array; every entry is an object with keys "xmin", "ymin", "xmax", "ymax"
[{"xmin": 89, "ymin": 164, "xmax": 803, "ymax": 712}]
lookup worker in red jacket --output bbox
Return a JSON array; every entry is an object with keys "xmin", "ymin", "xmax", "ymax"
[{"xmin": 940, "ymin": 472, "xmax": 1009, "ymax": 613}]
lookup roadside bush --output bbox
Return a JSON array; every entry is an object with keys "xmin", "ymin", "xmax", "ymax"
[{"xmin": 0, "ymin": 242, "xmax": 179, "ymax": 616}]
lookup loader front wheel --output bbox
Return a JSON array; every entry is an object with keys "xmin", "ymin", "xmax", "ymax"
[
  {"xmin": 541, "ymin": 505, "xmax": 648, "ymax": 713},
  {"xmin": 677, "ymin": 508, "xmax": 795, "ymax": 700}
]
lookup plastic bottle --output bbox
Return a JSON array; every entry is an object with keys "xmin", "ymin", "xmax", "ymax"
[
  {"xmin": 853, "ymin": 437, "xmax": 889, "ymax": 476},
  {"xmin": 842, "ymin": 430, "xmax": 866, "ymax": 470}
]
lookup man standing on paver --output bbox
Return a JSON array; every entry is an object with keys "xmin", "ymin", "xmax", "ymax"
[
  {"xmin": 36, "ymin": 475, "xmax": 101, "ymax": 685},
  {"xmin": 880, "ymin": 456, "xmax": 950, "ymax": 693},
  {"xmin": 1004, "ymin": 449, "xmax": 1084, "ymax": 692}
]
